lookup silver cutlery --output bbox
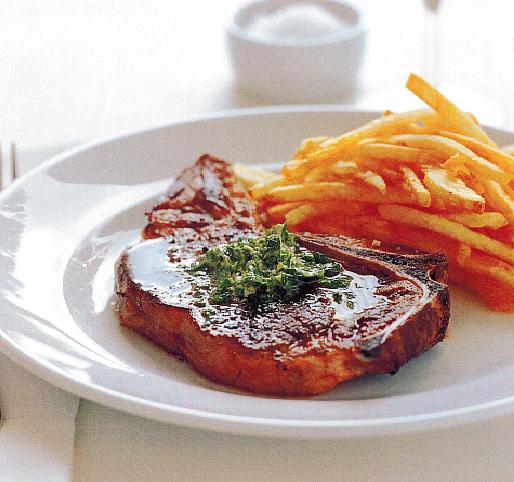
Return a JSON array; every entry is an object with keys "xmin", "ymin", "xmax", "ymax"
[{"xmin": 0, "ymin": 142, "xmax": 18, "ymax": 190}]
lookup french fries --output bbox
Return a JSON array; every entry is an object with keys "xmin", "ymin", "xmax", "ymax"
[
  {"xmin": 436, "ymin": 131, "xmax": 514, "ymax": 175},
  {"xmin": 351, "ymin": 143, "xmax": 447, "ymax": 164},
  {"xmin": 236, "ymin": 73, "xmax": 514, "ymax": 312},
  {"xmin": 422, "ymin": 166, "xmax": 485, "ymax": 213},
  {"xmin": 285, "ymin": 203, "xmax": 318, "ymax": 226},
  {"xmin": 263, "ymin": 182, "xmax": 415, "ymax": 206},
  {"xmin": 281, "ymin": 109, "xmax": 446, "ymax": 178},
  {"xmin": 266, "ymin": 202, "xmax": 304, "ymax": 224},
  {"xmin": 233, "ymin": 163, "xmax": 279, "ymax": 188},
  {"xmin": 445, "ymin": 212, "xmax": 508, "ymax": 229},
  {"xmin": 355, "ymin": 171, "xmax": 386, "ymax": 193},
  {"xmin": 406, "ymin": 73, "xmax": 493, "ymax": 145},
  {"xmin": 482, "ymin": 180, "xmax": 514, "ymax": 224},
  {"xmin": 251, "ymin": 176, "xmax": 287, "ymax": 200},
  {"xmin": 283, "ymin": 200, "xmax": 373, "ymax": 227},
  {"xmin": 377, "ymin": 204, "xmax": 514, "ymax": 265},
  {"xmin": 383, "ymin": 134, "xmax": 510, "ymax": 184},
  {"xmin": 400, "ymin": 167, "xmax": 431, "ymax": 207}
]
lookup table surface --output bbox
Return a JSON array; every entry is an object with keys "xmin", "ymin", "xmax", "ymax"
[
  {"xmin": 2, "ymin": 1, "xmax": 514, "ymax": 480},
  {"xmin": 74, "ymin": 401, "xmax": 514, "ymax": 482},
  {"xmin": 3, "ymin": 0, "xmax": 514, "ymax": 150}
]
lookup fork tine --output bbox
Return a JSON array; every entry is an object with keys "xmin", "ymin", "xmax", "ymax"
[
  {"xmin": 0, "ymin": 143, "xmax": 3, "ymax": 189},
  {"xmin": 10, "ymin": 142, "xmax": 18, "ymax": 181}
]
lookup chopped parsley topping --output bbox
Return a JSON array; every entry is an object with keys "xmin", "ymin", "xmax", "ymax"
[{"xmin": 191, "ymin": 224, "xmax": 352, "ymax": 307}]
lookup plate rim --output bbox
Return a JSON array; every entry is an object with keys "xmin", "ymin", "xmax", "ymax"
[
  {"xmin": 1, "ymin": 104, "xmax": 375, "ymax": 195},
  {"xmin": 1, "ymin": 328, "xmax": 514, "ymax": 439},
  {"xmin": 1, "ymin": 104, "xmax": 513, "ymax": 439}
]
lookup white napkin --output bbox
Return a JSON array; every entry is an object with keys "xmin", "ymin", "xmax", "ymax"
[{"xmin": 0, "ymin": 352, "xmax": 79, "ymax": 482}]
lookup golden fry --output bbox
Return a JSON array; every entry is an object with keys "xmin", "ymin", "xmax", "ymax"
[
  {"xmin": 317, "ymin": 109, "xmax": 441, "ymax": 152},
  {"xmin": 279, "ymin": 204, "xmax": 380, "ymax": 238},
  {"xmin": 437, "ymin": 130, "xmax": 514, "ymax": 176},
  {"xmin": 266, "ymin": 202, "xmax": 304, "ymax": 223},
  {"xmin": 406, "ymin": 73, "xmax": 493, "ymax": 145},
  {"xmin": 446, "ymin": 212, "xmax": 508, "ymax": 229},
  {"xmin": 482, "ymin": 180, "xmax": 514, "ymax": 224},
  {"xmin": 400, "ymin": 166, "xmax": 431, "ymax": 207},
  {"xmin": 385, "ymin": 134, "xmax": 511, "ymax": 184},
  {"xmin": 293, "ymin": 136, "xmax": 330, "ymax": 160},
  {"xmin": 456, "ymin": 243, "xmax": 472, "ymax": 265},
  {"xmin": 233, "ymin": 163, "xmax": 278, "ymax": 188},
  {"xmin": 355, "ymin": 171, "xmax": 386, "ymax": 194},
  {"xmin": 351, "ymin": 142, "xmax": 446, "ymax": 164},
  {"xmin": 378, "ymin": 167, "xmax": 403, "ymax": 182},
  {"xmin": 264, "ymin": 182, "xmax": 416, "ymax": 206},
  {"xmin": 251, "ymin": 176, "xmax": 287, "ymax": 200},
  {"xmin": 285, "ymin": 203, "xmax": 317, "ymax": 226},
  {"xmin": 455, "ymin": 245, "xmax": 514, "ymax": 288},
  {"xmin": 422, "ymin": 166, "xmax": 485, "ymax": 213},
  {"xmin": 443, "ymin": 153, "xmax": 471, "ymax": 178},
  {"xmin": 377, "ymin": 204, "xmax": 514, "ymax": 265},
  {"xmin": 331, "ymin": 160, "xmax": 360, "ymax": 175},
  {"xmin": 303, "ymin": 163, "xmax": 341, "ymax": 183},
  {"xmin": 465, "ymin": 177, "xmax": 486, "ymax": 196}
]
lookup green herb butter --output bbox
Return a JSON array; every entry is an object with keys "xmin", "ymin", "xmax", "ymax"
[{"xmin": 191, "ymin": 224, "xmax": 352, "ymax": 306}]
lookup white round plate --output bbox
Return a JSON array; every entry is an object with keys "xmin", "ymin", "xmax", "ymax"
[{"xmin": 0, "ymin": 106, "xmax": 513, "ymax": 439}]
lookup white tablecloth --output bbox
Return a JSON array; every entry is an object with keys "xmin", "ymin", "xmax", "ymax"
[
  {"xmin": 72, "ymin": 400, "xmax": 514, "ymax": 481},
  {"xmin": 0, "ymin": 353, "xmax": 78, "ymax": 482}
]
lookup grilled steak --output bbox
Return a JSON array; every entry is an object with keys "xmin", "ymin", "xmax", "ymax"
[{"xmin": 115, "ymin": 155, "xmax": 450, "ymax": 396}]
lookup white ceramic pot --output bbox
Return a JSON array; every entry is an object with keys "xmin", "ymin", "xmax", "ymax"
[{"xmin": 226, "ymin": 0, "xmax": 366, "ymax": 104}]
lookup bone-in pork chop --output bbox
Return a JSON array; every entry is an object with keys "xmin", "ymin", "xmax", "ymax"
[{"xmin": 115, "ymin": 155, "xmax": 450, "ymax": 396}]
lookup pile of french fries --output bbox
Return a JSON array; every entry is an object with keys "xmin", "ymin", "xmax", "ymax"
[{"xmin": 235, "ymin": 73, "xmax": 514, "ymax": 312}]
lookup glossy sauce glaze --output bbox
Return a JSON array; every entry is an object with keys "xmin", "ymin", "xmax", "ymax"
[{"xmin": 122, "ymin": 236, "xmax": 423, "ymax": 352}]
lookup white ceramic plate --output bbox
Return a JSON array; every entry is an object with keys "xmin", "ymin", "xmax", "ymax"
[{"xmin": 0, "ymin": 106, "xmax": 513, "ymax": 439}]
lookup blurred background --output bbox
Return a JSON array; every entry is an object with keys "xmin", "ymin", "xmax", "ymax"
[{"xmin": 1, "ymin": 0, "xmax": 513, "ymax": 161}]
